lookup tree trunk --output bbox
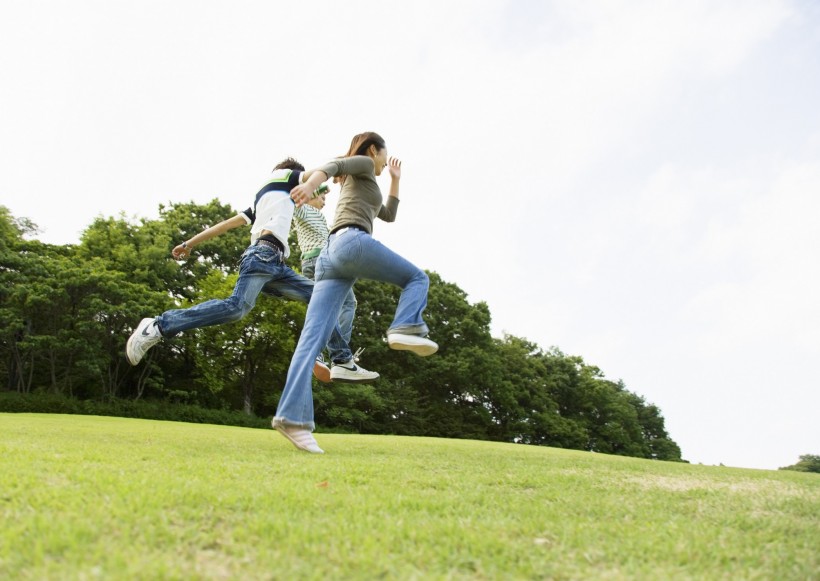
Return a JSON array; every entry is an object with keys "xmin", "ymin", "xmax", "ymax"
[
  {"xmin": 48, "ymin": 346, "xmax": 59, "ymax": 393},
  {"xmin": 134, "ymin": 351, "xmax": 154, "ymax": 400}
]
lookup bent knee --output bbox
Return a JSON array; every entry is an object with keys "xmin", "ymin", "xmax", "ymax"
[
  {"xmin": 226, "ymin": 298, "xmax": 254, "ymax": 321},
  {"xmin": 414, "ymin": 269, "xmax": 429, "ymax": 287}
]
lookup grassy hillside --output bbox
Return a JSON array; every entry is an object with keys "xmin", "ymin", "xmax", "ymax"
[{"xmin": 1, "ymin": 413, "xmax": 817, "ymax": 580}]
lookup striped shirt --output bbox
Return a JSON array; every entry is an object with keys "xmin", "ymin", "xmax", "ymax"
[{"xmin": 292, "ymin": 205, "xmax": 329, "ymax": 257}]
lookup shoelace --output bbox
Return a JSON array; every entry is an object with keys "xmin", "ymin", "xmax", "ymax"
[{"xmin": 352, "ymin": 347, "xmax": 365, "ymax": 362}]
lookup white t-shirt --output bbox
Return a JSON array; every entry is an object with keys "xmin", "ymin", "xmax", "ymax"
[{"xmin": 240, "ymin": 168, "xmax": 303, "ymax": 258}]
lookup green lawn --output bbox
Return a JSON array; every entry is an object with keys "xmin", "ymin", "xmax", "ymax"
[{"xmin": 1, "ymin": 413, "xmax": 817, "ymax": 580}]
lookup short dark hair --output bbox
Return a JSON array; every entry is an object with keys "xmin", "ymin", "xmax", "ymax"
[{"xmin": 273, "ymin": 157, "xmax": 305, "ymax": 172}]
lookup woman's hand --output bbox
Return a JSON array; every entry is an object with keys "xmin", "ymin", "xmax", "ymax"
[
  {"xmin": 290, "ymin": 184, "xmax": 313, "ymax": 207},
  {"xmin": 291, "ymin": 171, "xmax": 330, "ymax": 207},
  {"xmin": 387, "ymin": 156, "xmax": 402, "ymax": 180}
]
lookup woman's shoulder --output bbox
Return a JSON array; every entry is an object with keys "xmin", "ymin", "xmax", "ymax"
[{"xmin": 340, "ymin": 155, "xmax": 375, "ymax": 175}]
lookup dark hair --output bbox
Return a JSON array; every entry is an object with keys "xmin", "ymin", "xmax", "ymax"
[
  {"xmin": 334, "ymin": 132, "xmax": 386, "ymax": 184},
  {"xmin": 343, "ymin": 132, "xmax": 386, "ymax": 158},
  {"xmin": 273, "ymin": 157, "xmax": 305, "ymax": 172}
]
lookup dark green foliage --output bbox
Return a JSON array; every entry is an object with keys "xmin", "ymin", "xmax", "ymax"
[
  {"xmin": 779, "ymin": 454, "xmax": 820, "ymax": 474},
  {"xmin": 1, "ymin": 204, "xmax": 683, "ymax": 461},
  {"xmin": 0, "ymin": 391, "xmax": 268, "ymax": 428}
]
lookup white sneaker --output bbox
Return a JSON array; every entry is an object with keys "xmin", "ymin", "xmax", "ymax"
[
  {"xmin": 272, "ymin": 417, "xmax": 324, "ymax": 454},
  {"xmin": 330, "ymin": 360, "xmax": 380, "ymax": 383},
  {"xmin": 125, "ymin": 318, "xmax": 162, "ymax": 365},
  {"xmin": 313, "ymin": 358, "xmax": 331, "ymax": 383},
  {"xmin": 387, "ymin": 333, "xmax": 438, "ymax": 356}
]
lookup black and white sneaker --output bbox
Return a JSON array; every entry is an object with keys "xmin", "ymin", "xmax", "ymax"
[
  {"xmin": 330, "ymin": 359, "xmax": 380, "ymax": 383},
  {"xmin": 125, "ymin": 318, "xmax": 162, "ymax": 365}
]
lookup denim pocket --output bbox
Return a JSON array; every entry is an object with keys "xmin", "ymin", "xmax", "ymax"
[
  {"xmin": 240, "ymin": 246, "xmax": 282, "ymax": 275},
  {"xmin": 335, "ymin": 234, "xmax": 362, "ymax": 265},
  {"xmin": 253, "ymin": 247, "xmax": 282, "ymax": 264},
  {"xmin": 314, "ymin": 254, "xmax": 330, "ymax": 282}
]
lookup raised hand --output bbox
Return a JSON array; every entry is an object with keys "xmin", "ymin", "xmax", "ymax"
[{"xmin": 387, "ymin": 156, "xmax": 402, "ymax": 180}]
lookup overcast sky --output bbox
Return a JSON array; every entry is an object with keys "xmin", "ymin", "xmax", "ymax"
[{"xmin": 2, "ymin": 0, "xmax": 818, "ymax": 470}]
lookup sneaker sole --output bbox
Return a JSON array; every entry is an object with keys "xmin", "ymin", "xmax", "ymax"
[
  {"xmin": 388, "ymin": 337, "xmax": 438, "ymax": 357},
  {"xmin": 125, "ymin": 334, "xmax": 140, "ymax": 366},
  {"xmin": 329, "ymin": 372, "xmax": 381, "ymax": 384},
  {"xmin": 313, "ymin": 361, "xmax": 331, "ymax": 383}
]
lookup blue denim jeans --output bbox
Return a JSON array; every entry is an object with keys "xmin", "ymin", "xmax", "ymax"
[
  {"xmin": 155, "ymin": 245, "xmax": 348, "ymax": 360},
  {"xmin": 276, "ymin": 229, "xmax": 430, "ymax": 429},
  {"xmin": 302, "ymin": 256, "xmax": 357, "ymax": 364}
]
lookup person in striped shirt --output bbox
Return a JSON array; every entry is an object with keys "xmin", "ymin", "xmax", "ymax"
[{"xmin": 291, "ymin": 190, "xmax": 362, "ymax": 382}]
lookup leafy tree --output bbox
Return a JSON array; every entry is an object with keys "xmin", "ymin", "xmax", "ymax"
[
  {"xmin": 1, "ymin": 224, "xmax": 170, "ymax": 398},
  {"xmin": 1, "ymin": 203, "xmax": 684, "ymax": 462},
  {"xmin": 627, "ymin": 393, "xmax": 683, "ymax": 461},
  {"xmin": 779, "ymin": 454, "xmax": 820, "ymax": 474},
  {"xmin": 156, "ymin": 200, "xmax": 249, "ymax": 280},
  {"xmin": 479, "ymin": 338, "xmax": 593, "ymax": 451},
  {"xmin": 76, "ymin": 215, "xmax": 177, "ymax": 293},
  {"xmin": 2, "ymin": 239, "xmax": 83, "ymax": 393},
  {"xmin": 0, "ymin": 208, "xmax": 28, "ymax": 391}
]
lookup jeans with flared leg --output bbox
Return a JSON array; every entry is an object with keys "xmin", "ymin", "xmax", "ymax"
[
  {"xmin": 275, "ymin": 229, "xmax": 429, "ymax": 430},
  {"xmin": 302, "ymin": 256, "xmax": 357, "ymax": 364}
]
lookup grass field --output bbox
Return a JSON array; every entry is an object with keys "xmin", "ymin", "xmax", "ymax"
[{"xmin": 1, "ymin": 413, "xmax": 817, "ymax": 580}]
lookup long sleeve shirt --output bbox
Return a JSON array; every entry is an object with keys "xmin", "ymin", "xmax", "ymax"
[{"xmin": 317, "ymin": 156, "xmax": 399, "ymax": 234}]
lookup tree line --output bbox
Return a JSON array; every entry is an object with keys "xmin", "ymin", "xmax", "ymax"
[
  {"xmin": 0, "ymin": 203, "xmax": 683, "ymax": 461},
  {"xmin": 779, "ymin": 455, "xmax": 820, "ymax": 474}
]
